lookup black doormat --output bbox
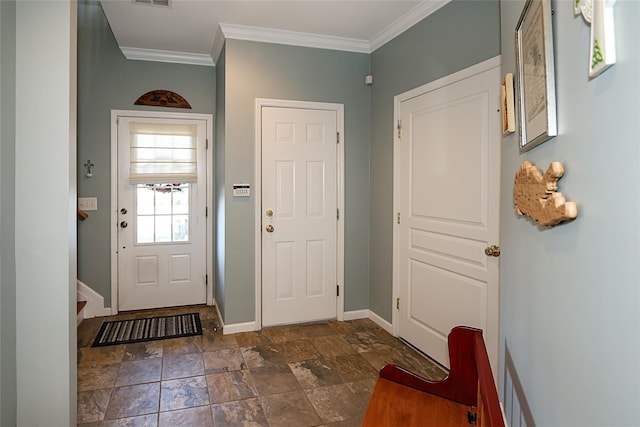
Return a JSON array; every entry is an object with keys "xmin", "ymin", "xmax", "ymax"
[{"xmin": 92, "ymin": 312, "xmax": 202, "ymax": 347}]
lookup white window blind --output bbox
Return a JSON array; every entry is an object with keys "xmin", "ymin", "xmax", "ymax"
[{"xmin": 129, "ymin": 122, "xmax": 198, "ymax": 184}]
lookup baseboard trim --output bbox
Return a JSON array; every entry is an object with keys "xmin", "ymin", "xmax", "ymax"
[
  {"xmin": 214, "ymin": 303, "xmax": 224, "ymax": 328},
  {"xmin": 214, "ymin": 304, "xmax": 257, "ymax": 335},
  {"xmin": 222, "ymin": 321, "xmax": 257, "ymax": 335},
  {"xmin": 343, "ymin": 309, "xmax": 369, "ymax": 321},
  {"xmin": 368, "ymin": 310, "xmax": 394, "ymax": 335},
  {"xmin": 214, "ymin": 307, "xmax": 392, "ymax": 336},
  {"xmin": 77, "ymin": 309, "xmax": 84, "ymax": 326},
  {"xmin": 77, "ymin": 280, "xmax": 111, "ymax": 319}
]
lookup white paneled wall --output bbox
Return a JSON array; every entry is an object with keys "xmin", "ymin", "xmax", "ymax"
[{"xmin": 503, "ymin": 344, "xmax": 536, "ymax": 427}]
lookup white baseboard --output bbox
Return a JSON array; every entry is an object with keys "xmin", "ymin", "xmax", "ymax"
[
  {"xmin": 368, "ymin": 309, "xmax": 394, "ymax": 335},
  {"xmin": 213, "ymin": 304, "xmax": 257, "ymax": 335},
  {"xmin": 213, "ymin": 306, "xmax": 391, "ymax": 336},
  {"xmin": 214, "ymin": 303, "xmax": 224, "ymax": 328},
  {"xmin": 343, "ymin": 309, "xmax": 394, "ymax": 336},
  {"xmin": 343, "ymin": 309, "xmax": 369, "ymax": 321},
  {"xmin": 222, "ymin": 321, "xmax": 257, "ymax": 335},
  {"xmin": 77, "ymin": 308, "xmax": 84, "ymax": 326},
  {"xmin": 77, "ymin": 280, "xmax": 111, "ymax": 319}
]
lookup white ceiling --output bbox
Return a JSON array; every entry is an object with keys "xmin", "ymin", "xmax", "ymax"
[{"xmin": 99, "ymin": 0, "xmax": 450, "ymax": 66}]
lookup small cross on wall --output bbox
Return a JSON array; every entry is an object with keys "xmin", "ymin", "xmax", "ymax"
[{"xmin": 84, "ymin": 160, "xmax": 95, "ymax": 177}]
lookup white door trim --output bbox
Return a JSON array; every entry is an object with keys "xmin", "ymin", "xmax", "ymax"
[
  {"xmin": 254, "ymin": 98, "xmax": 345, "ymax": 330},
  {"xmin": 392, "ymin": 56, "xmax": 501, "ymax": 335},
  {"xmin": 110, "ymin": 109, "xmax": 214, "ymax": 314}
]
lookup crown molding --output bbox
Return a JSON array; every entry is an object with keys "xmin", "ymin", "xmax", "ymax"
[
  {"xmin": 120, "ymin": 46, "xmax": 215, "ymax": 67},
  {"xmin": 210, "ymin": 25, "xmax": 226, "ymax": 64},
  {"xmin": 125, "ymin": 0, "xmax": 453, "ymax": 65},
  {"xmin": 218, "ymin": 23, "xmax": 370, "ymax": 54},
  {"xmin": 214, "ymin": 0, "xmax": 452, "ymax": 56},
  {"xmin": 369, "ymin": 0, "xmax": 451, "ymax": 51}
]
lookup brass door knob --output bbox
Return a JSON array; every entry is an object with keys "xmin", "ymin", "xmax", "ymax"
[
  {"xmin": 266, "ymin": 209, "xmax": 273, "ymax": 217},
  {"xmin": 265, "ymin": 225, "xmax": 274, "ymax": 233},
  {"xmin": 484, "ymin": 245, "xmax": 500, "ymax": 257}
]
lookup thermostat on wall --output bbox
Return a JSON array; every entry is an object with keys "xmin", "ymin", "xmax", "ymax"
[{"xmin": 233, "ymin": 184, "xmax": 250, "ymax": 197}]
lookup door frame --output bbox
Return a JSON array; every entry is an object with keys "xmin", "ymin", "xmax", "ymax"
[
  {"xmin": 254, "ymin": 98, "xmax": 345, "ymax": 330},
  {"xmin": 110, "ymin": 109, "xmax": 214, "ymax": 314},
  {"xmin": 392, "ymin": 56, "xmax": 502, "ymax": 335}
]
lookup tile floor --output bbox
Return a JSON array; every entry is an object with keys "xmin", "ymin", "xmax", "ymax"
[{"xmin": 77, "ymin": 305, "xmax": 446, "ymax": 426}]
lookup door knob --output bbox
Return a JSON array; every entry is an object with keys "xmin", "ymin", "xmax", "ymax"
[
  {"xmin": 265, "ymin": 225, "xmax": 274, "ymax": 233},
  {"xmin": 484, "ymin": 245, "xmax": 500, "ymax": 257},
  {"xmin": 120, "ymin": 208, "xmax": 127, "ymax": 215},
  {"xmin": 120, "ymin": 221, "xmax": 128, "ymax": 229},
  {"xmin": 266, "ymin": 209, "xmax": 273, "ymax": 217}
]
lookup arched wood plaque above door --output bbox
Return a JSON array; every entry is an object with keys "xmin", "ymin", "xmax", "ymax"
[{"xmin": 134, "ymin": 90, "xmax": 192, "ymax": 109}]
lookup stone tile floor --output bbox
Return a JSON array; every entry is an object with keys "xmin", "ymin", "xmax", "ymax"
[{"xmin": 77, "ymin": 305, "xmax": 446, "ymax": 426}]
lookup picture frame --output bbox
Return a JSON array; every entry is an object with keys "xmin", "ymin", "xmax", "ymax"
[
  {"xmin": 515, "ymin": 0, "xmax": 557, "ymax": 152},
  {"xmin": 575, "ymin": 0, "xmax": 617, "ymax": 79},
  {"xmin": 501, "ymin": 73, "xmax": 516, "ymax": 135}
]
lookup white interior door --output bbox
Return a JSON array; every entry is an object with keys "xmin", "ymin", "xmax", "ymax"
[
  {"xmin": 396, "ymin": 63, "xmax": 501, "ymax": 374},
  {"xmin": 261, "ymin": 106, "xmax": 338, "ymax": 326},
  {"xmin": 117, "ymin": 116, "xmax": 207, "ymax": 311}
]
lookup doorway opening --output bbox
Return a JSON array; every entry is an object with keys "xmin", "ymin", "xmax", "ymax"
[
  {"xmin": 254, "ymin": 99, "xmax": 345, "ymax": 329},
  {"xmin": 110, "ymin": 110, "xmax": 213, "ymax": 313}
]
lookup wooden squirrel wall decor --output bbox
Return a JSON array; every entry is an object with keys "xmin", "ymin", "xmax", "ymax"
[{"xmin": 514, "ymin": 161, "xmax": 578, "ymax": 227}]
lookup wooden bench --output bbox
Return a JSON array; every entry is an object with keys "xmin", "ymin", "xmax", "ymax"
[{"xmin": 362, "ymin": 326, "xmax": 505, "ymax": 427}]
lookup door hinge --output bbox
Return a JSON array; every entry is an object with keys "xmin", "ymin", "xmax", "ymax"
[
  {"xmin": 397, "ymin": 120, "xmax": 402, "ymax": 139},
  {"xmin": 467, "ymin": 411, "xmax": 477, "ymax": 425},
  {"xmin": 206, "ymin": 138, "xmax": 209, "ymax": 149},
  {"xmin": 205, "ymin": 206, "xmax": 208, "ymax": 217},
  {"xmin": 397, "ymin": 212, "xmax": 401, "ymax": 224},
  {"xmin": 337, "ymin": 208, "xmax": 340, "ymax": 220},
  {"xmin": 396, "ymin": 298, "xmax": 400, "ymax": 310},
  {"xmin": 337, "ymin": 132, "xmax": 340, "ymax": 144},
  {"xmin": 337, "ymin": 285, "xmax": 340, "ymax": 297},
  {"xmin": 206, "ymin": 274, "xmax": 208, "ymax": 286}
]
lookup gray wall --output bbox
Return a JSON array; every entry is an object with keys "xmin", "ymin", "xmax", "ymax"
[
  {"xmin": 369, "ymin": 0, "xmax": 501, "ymax": 321},
  {"xmin": 218, "ymin": 39, "xmax": 371, "ymax": 324},
  {"xmin": 15, "ymin": 1, "xmax": 77, "ymax": 424},
  {"xmin": 0, "ymin": 1, "xmax": 17, "ymax": 425},
  {"xmin": 499, "ymin": 1, "xmax": 640, "ymax": 425},
  {"xmin": 215, "ymin": 45, "xmax": 227, "ymax": 317},
  {"xmin": 77, "ymin": 0, "xmax": 215, "ymax": 306}
]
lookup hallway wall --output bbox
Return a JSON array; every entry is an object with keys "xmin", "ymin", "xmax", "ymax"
[
  {"xmin": 217, "ymin": 40, "xmax": 371, "ymax": 325},
  {"xmin": 77, "ymin": 0, "xmax": 215, "ymax": 307},
  {"xmin": 499, "ymin": 1, "xmax": 640, "ymax": 424},
  {"xmin": 0, "ymin": 1, "xmax": 17, "ymax": 425},
  {"xmin": 15, "ymin": 1, "xmax": 77, "ymax": 424},
  {"xmin": 369, "ymin": 0, "xmax": 501, "ymax": 321}
]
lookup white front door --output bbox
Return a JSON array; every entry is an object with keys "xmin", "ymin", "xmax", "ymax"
[
  {"xmin": 395, "ymin": 61, "xmax": 501, "ymax": 374},
  {"xmin": 261, "ymin": 106, "xmax": 338, "ymax": 326},
  {"xmin": 117, "ymin": 116, "xmax": 207, "ymax": 311}
]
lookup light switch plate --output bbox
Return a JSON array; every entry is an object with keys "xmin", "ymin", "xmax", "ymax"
[{"xmin": 78, "ymin": 197, "xmax": 98, "ymax": 211}]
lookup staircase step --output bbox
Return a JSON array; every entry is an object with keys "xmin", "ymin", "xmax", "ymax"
[{"xmin": 77, "ymin": 300, "xmax": 87, "ymax": 315}]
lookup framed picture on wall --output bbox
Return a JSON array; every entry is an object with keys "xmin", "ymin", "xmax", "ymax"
[
  {"xmin": 515, "ymin": 0, "xmax": 557, "ymax": 152},
  {"xmin": 502, "ymin": 73, "xmax": 516, "ymax": 135}
]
